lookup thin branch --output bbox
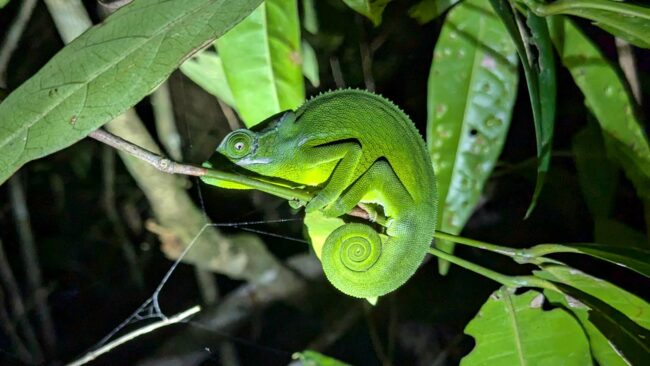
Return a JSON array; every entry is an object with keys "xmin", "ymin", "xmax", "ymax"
[
  {"xmin": 0, "ymin": 273, "xmax": 35, "ymax": 364},
  {"xmin": 87, "ymin": 128, "xmax": 379, "ymax": 225},
  {"xmin": 0, "ymin": 238, "xmax": 42, "ymax": 362},
  {"xmin": 67, "ymin": 305, "xmax": 201, "ymax": 366},
  {"xmin": 9, "ymin": 175, "xmax": 57, "ymax": 356},
  {"xmin": 615, "ymin": 38, "xmax": 642, "ymax": 105},
  {"xmin": 152, "ymin": 81, "xmax": 183, "ymax": 161},
  {"xmin": 101, "ymin": 146, "xmax": 144, "ymax": 287},
  {"xmin": 88, "ymin": 129, "xmax": 205, "ymax": 176},
  {"xmin": 0, "ymin": 0, "xmax": 38, "ymax": 87}
]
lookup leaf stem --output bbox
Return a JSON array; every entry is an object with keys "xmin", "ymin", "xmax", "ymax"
[
  {"xmin": 427, "ymin": 247, "xmax": 558, "ymax": 291},
  {"xmin": 518, "ymin": 0, "xmax": 650, "ymax": 19}
]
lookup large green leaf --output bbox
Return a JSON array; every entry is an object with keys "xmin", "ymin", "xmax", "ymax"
[
  {"xmin": 489, "ymin": 0, "xmax": 556, "ymax": 218},
  {"xmin": 408, "ymin": 0, "xmax": 461, "ymax": 24},
  {"xmin": 524, "ymin": 0, "xmax": 650, "ymax": 49},
  {"xmin": 341, "ymin": 0, "xmax": 393, "ymax": 26},
  {"xmin": 536, "ymin": 266, "xmax": 650, "ymax": 365},
  {"xmin": 530, "ymin": 242, "xmax": 650, "ymax": 278},
  {"xmin": 427, "ymin": 0, "xmax": 518, "ymax": 274},
  {"xmin": 544, "ymin": 289, "xmax": 629, "ymax": 366},
  {"xmin": 462, "ymin": 288, "xmax": 591, "ymax": 365},
  {"xmin": 216, "ymin": 0, "xmax": 303, "ymax": 127},
  {"xmin": 180, "ymin": 49, "xmax": 236, "ymax": 108},
  {"xmin": 549, "ymin": 16, "xmax": 650, "ymax": 228},
  {"xmin": 572, "ymin": 122, "xmax": 618, "ymax": 218},
  {"xmin": 0, "ymin": 0, "xmax": 263, "ymax": 185}
]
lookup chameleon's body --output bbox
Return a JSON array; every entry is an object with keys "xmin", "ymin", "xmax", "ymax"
[{"xmin": 202, "ymin": 89, "xmax": 437, "ymax": 298}]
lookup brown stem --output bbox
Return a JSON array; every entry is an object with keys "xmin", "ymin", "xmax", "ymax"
[
  {"xmin": 0, "ymin": 239, "xmax": 42, "ymax": 363},
  {"xmin": 9, "ymin": 175, "xmax": 57, "ymax": 356},
  {"xmin": 88, "ymin": 129, "xmax": 206, "ymax": 176}
]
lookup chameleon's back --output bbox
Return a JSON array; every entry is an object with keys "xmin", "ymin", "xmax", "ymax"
[
  {"xmin": 296, "ymin": 89, "xmax": 438, "ymax": 298},
  {"xmin": 296, "ymin": 89, "xmax": 437, "ymax": 208}
]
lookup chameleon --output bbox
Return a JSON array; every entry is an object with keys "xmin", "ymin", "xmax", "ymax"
[{"xmin": 201, "ymin": 89, "xmax": 437, "ymax": 298}]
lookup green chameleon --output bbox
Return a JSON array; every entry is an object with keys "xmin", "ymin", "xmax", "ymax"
[{"xmin": 201, "ymin": 89, "xmax": 437, "ymax": 298}]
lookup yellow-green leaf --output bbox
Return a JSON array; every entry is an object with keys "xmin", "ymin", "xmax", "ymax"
[{"xmin": 427, "ymin": 0, "xmax": 518, "ymax": 274}]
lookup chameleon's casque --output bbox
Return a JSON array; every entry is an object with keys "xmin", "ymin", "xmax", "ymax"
[{"xmin": 203, "ymin": 89, "xmax": 438, "ymax": 298}]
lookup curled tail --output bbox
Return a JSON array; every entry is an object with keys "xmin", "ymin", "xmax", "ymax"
[{"xmin": 321, "ymin": 217, "xmax": 433, "ymax": 298}]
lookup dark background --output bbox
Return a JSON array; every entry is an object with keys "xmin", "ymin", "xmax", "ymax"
[{"xmin": 0, "ymin": 0, "xmax": 648, "ymax": 365}]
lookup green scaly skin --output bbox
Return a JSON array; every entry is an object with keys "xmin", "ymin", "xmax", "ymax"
[{"xmin": 202, "ymin": 89, "xmax": 438, "ymax": 298}]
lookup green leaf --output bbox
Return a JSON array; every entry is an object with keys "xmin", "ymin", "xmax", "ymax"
[
  {"xmin": 462, "ymin": 288, "xmax": 592, "ymax": 365},
  {"xmin": 408, "ymin": 0, "xmax": 461, "ymax": 24},
  {"xmin": 544, "ymin": 289, "xmax": 629, "ymax": 366},
  {"xmin": 302, "ymin": 40, "xmax": 320, "ymax": 87},
  {"xmin": 538, "ymin": 265, "xmax": 650, "ymax": 329},
  {"xmin": 216, "ymin": 0, "xmax": 304, "ymax": 127},
  {"xmin": 180, "ymin": 48, "xmax": 237, "ymax": 108},
  {"xmin": 572, "ymin": 122, "xmax": 618, "ymax": 218},
  {"xmin": 549, "ymin": 16, "xmax": 650, "ymax": 227},
  {"xmin": 536, "ymin": 266, "xmax": 650, "ymax": 365},
  {"xmin": 427, "ymin": 0, "xmax": 518, "ymax": 274},
  {"xmin": 0, "ymin": 0, "xmax": 263, "ymax": 185},
  {"xmin": 302, "ymin": 0, "xmax": 319, "ymax": 34},
  {"xmin": 594, "ymin": 218, "xmax": 648, "ymax": 249},
  {"xmin": 292, "ymin": 350, "xmax": 351, "ymax": 366},
  {"xmin": 530, "ymin": 242, "xmax": 650, "ymax": 278},
  {"xmin": 489, "ymin": 0, "xmax": 556, "ymax": 218},
  {"xmin": 524, "ymin": 0, "xmax": 650, "ymax": 49},
  {"xmin": 0, "ymin": 0, "xmax": 9, "ymax": 9},
  {"xmin": 340, "ymin": 0, "xmax": 392, "ymax": 26}
]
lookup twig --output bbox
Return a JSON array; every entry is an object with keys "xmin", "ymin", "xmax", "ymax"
[
  {"xmin": 9, "ymin": 175, "xmax": 57, "ymax": 356},
  {"xmin": 307, "ymin": 304, "xmax": 362, "ymax": 351},
  {"xmin": 0, "ymin": 0, "xmax": 38, "ymax": 87},
  {"xmin": 357, "ymin": 17, "xmax": 375, "ymax": 92},
  {"xmin": 101, "ymin": 146, "xmax": 144, "ymax": 287},
  {"xmin": 329, "ymin": 56, "xmax": 346, "ymax": 89},
  {"xmin": 0, "ymin": 238, "xmax": 42, "ymax": 362},
  {"xmin": 364, "ymin": 303, "xmax": 392, "ymax": 366},
  {"xmin": 218, "ymin": 98, "xmax": 241, "ymax": 131},
  {"xmin": 0, "ymin": 274, "xmax": 34, "ymax": 364},
  {"xmin": 615, "ymin": 38, "xmax": 642, "ymax": 105},
  {"xmin": 67, "ymin": 305, "xmax": 201, "ymax": 366},
  {"xmin": 152, "ymin": 81, "xmax": 183, "ymax": 161},
  {"xmin": 87, "ymin": 128, "xmax": 379, "ymax": 224},
  {"xmin": 88, "ymin": 129, "xmax": 206, "ymax": 176}
]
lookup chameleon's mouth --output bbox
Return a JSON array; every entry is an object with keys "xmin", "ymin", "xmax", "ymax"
[{"xmin": 235, "ymin": 157, "xmax": 273, "ymax": 166}]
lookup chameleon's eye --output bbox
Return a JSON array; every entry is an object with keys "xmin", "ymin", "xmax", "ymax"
[{"xmin": 223, "ymin": 130, "xmax": 254, "ymax": 158}]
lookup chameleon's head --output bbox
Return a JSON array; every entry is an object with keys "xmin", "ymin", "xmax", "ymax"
[{"xmin": 215, "ymin": 110, "xmax": 300, "ymax": 177}]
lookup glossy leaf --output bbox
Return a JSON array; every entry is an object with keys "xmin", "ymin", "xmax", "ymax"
[
  {"xmin": 594, "ymin": 218, "xmax": 647, "ymax": 249},
  {"xmin": 524, "ymin": 0, "xmax": 650, "ymax": 49},
  {"xmin": 408, "ymin": 0, "xmax": 461, "ymax": 24},
  {"xmin": 427, "ymin": 0, "xmax": 518, "ymax": 274},
  {"xmin": 544, "ymin": 289, "xmax": 629, "ymax": 366},
  {"xmin": 549, "ymin": 16, "xmax": 650, "ymax": 225},
  {"xmin": 341, "ymin": 0, "xmax": 392, "ymax": 26},
  {"xmin": 536, "ymin": 266, "xmax": 650, "ymax": 365},
  {"xmin": 302, "ymin": 0, "xmax": 319, "ymax": 34},
  {"xmin": 572, "ymin": 122, "xmax": 618, "ymax": 218},
  {"xmin": 538, "ymin": 265, "xmax": 650, "ymax": 329},
  {"xmin": 489, "ymin": 0, "xmax": 556, "ymax": 218},
  {"xmin": 530, "ymin": 242, "xmax": 650, "ymax": 278},
  {"xmin": 0, "ymin": 0, "xmax": 263, "ymax": 185},
  {"xmin": 462, "ymin": 288, "xmax": 592, "ymax": 365},
  {"xmin": 216, "ymin": 0, "xmax": 304, "ymax": 127},
  {"xmin": 180, "ymin": 48, "xmax": 236, "ymax": 108},
  {"xmin": 302, "ymin": 40, "xmax": 320, "ymax": 87},
  {"xmin": 292, "ymin": 350, "xmax": 351, "ymax": 366}
]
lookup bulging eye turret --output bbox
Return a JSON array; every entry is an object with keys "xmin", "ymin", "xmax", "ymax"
[{"xmin": 220, "ymin": 130, "xmax": 255, "ymax": 159}]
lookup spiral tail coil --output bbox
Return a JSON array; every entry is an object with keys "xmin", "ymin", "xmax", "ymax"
[{"xmin": 322, "ymin": 223, "xmax": 392, "ymax": 298}]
